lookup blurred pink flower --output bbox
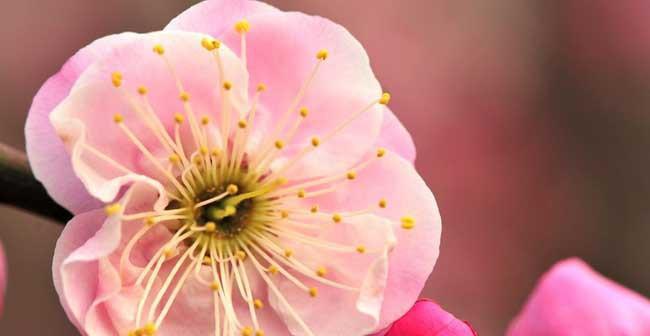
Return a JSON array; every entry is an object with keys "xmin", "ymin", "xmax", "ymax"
[
  {"xmin": 0, "ymin": 241, "xmax": 6, "ymax": 316},
  {"xmin": 508, "ymin": 258, "xmax": 650, "ymax": 335},
  {"xmin": 25, "ymin": 1, "xmax": 441, "ymax": 335},
  {"xmin": 385, "ymin": 299, "xmax": 477, "ymax": 336}
]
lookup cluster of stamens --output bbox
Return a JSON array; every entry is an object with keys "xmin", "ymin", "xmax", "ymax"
[{"xmin": 84, "ymin": 20, "xmax": 417, "ymax": 336}]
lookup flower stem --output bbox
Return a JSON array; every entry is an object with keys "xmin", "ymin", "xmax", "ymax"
[{"xmin": 0, "ymin": 143, "xmax": 71, "ymax": 224}]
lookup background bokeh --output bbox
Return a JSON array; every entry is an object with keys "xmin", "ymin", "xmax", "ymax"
[{"xmin": 1, "ymin": 0, "xmax": 649, "ymax": 334}]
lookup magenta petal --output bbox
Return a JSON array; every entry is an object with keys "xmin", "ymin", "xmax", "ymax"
[
  {"xmin": 384, "ymin": 300, "xmax": 477, "ymax": 336},
  {"xmin": 0, "ymin": 241, "xmax": 6, "ymax": 317},
  {"xmin": 508, "ymin": 258, "xmax": 650, "ymax": 335}
]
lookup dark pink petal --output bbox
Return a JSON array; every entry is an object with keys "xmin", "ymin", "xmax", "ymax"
[
  {"xmin": 0, "ymin": 241, "xmax": 5, "ymax": 316},
  {"xmin": 385, "ymin": 300, "xmax": 477, "ymax": 336},
  {"xmin": 508, "ymin": 258, "xmax": 650, "ymax": 335}
]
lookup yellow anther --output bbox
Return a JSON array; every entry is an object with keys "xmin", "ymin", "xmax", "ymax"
[
  {"xmin": 193, "ymin": 155, "xmax": 203, "ymax": 165},
  {"xmin": 311, "ymin": 137, "xmax": 321, "ymax": 147},
  {"xmin": 113, "ymin": 113, "xmax": 124, "ymax": 124},
  {"xmin": 241, "ymin": 326, "xmax": 253, "ymax": 336},
  {"xmin": 200, "ymin": 146, "xmax": 209, "ymax": 155},
  {"xmin": 201, "ymin": 37, "xmax": 220, "ymax": 51},
  {"xmin": 163, "ymin": 247, "xmax": 175, "ymax": 259},
  {"xmin": 275, "ymin": 177, "xmax": 288, "ymax": 186},
  {"xmin": 308, "ymin": 287, "xmax": 318, "ymax": 298},
  {"xmin": 238, "ymin": 119, "xmax": 248, "ymax": 129},
  {"xmin": 137, "ymin": 86, "xmax": 148, "ymax": 95},
  {"xmin": 299, "ymin": 107, "xmax": 309, "ymax": 117},
  {"xmin": 267, "ymin": 265, "xmax": 279, "ymax": 275},
  {"xmin": 211, "ymin": 148, "xmax": 221, "ymax": 157},
  {"xmin": 201, "ymin": 116, "xmax": 210, "ymax": 125},
  {"xmin": 179, "ymin": 91, "xmax": 190, "ymax": 102},
  {"xmin": 223, "ymin": 81, "xmax": 233, "ymax": 90},
  {"xmin": 168, "ymin": 154, "xmax": 181, "ymax": 165},
  {"xmin": 316, "ymin": 267, "xmax": 327, "ymax": 277},
  {"xmin": 255, "ymin": 330, "xmax": 265, "ymax": 336},
  {"xmin": 235, "ymin": 19, "xmax": 250, "ymax": 33},
  {"xmin": 204, "ymin": 222, "xmax": 217, "ymax": 233},
  {"xmin": 210, "ymin": 281, "xmax": 221, "ymax": 291},
  {"xmin": 227, "ymin": 184, "xmax": 239, "ymax": 195},
  {"xmin": 174, "ymin": 113, "xmax": 184, "ymax": 124},
  {"xmin": 202, "ymin": 256, "xmax": 212, "ymax": 265},
  {"xmin": 274, "ymin": 140, "xmax": 285, "ymax": 149},
  {"xmin": 401, "ymin": 216, "xmax": 416, "ymax": 230},
  {"xmin": 280, "ymin": 210, "xmax": 289, "ymax": 218},
  {"xmin": 284, "ymin": 249, "xmax": 293, "ymax": 258},
  {"xmin": 356, "ymin": 245, "xmax": 366, "ymax": 254},
  {"xmin": 142, "ymin": 323, "xmax": 156, "ymax": 335},
  {"xmin": 253, "ymin": 298, "xmax": 264, "ymax": 309},
  {"xmin": 256, "ymin": 83, "xmax": 267, "ymax": 92},
  {"xmin": 332, "ymin": 213, "xmax": 342, "ymax": 223},
  {"xmin": 104, "ymin": 203, "xmax": 122, "ymax": 216},
  {"xmin": 297, "ymin": 189, "xmax": 306, "ymax": 198},
  {"xmin": 316, "ymin": 49, "xmax": 329, "ymax": 60},
  {"xmin": 144, "ymin": 217, "xmax": 156, "ymax": 227},
  {"xmin": 310, "ymin": 205, "xmax": 319, "ymax": 213},
  {"xmin": 153, "ymin": 44, "xmax": 165, "ymax": 55},
  {"xmin": 379, "ymin": 92, "xmax": 391, "ymax": 105},
  {"xmin": 346, "ymin": 171, "xmax": 357, "ymax": 180},
  {"xmin": 378, "ymin": 198, "xmax": 387, "ymax": 208},
  {"xmin": 376, "ymin": 147, "xmax": 386, "ymax": 158},
  {"xmin": 111, "ymin": 71, "xmax": 123, "ymax": 87},
  {"xmin": 128, "ymin": 331, "xmax": 137, "ymax": 336},
  {"xmin": 235, "ymin": 250, "xmax": 247, "ymax": 261}
]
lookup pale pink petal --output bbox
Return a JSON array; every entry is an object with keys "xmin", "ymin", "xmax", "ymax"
[
  {"xmin": 508, "ymin": 258, "xmax": 650, "ymax": 335},
  {"xmin": 384, "ymin": 300, "xmax": 477, "ymax": 336},
  {"xmin": 50, "ymin": 30, "xmax": 248, "ymax": 204},
  {"xmin": 268, "ymin": 214, "xmax": 395, "ymax": 336},
  {"xmin": 25, "ymin": 32, "xmax": 137, "ymax": 213},
  {"xmin": 310, "ymin": 150, "xmax": 441, "ymax": 331},
  {"xmin": 54, "ymin": 182, "xmax": 169, "ymax": 335},
  {"xmin": 165, "ymin": 0, "xmax": 280, "ymax": 36},
  {"xmin": 217, "ymin": 11, "xmax": 385, "ymax": 179},
  {"xmin": 377, "ymin": 107, "xmax": 416, "ymax": 164}
]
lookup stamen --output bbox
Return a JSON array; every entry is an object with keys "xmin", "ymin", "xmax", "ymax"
[{"xmin": 401, "ymin": 216, "xmax": 415, "ymax": 229}]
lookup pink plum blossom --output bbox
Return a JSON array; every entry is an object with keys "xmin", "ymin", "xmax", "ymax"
[
  {"xmin": 25, "ymin": 1, "xmax": 441, "ymax": 335},
  {"xmin": 508, "ymin": 258, "xmax": 650, "ymax": 335},
  {"xmin": 385, "ymin": 300, "xmax": 476, "ymax": 336}
]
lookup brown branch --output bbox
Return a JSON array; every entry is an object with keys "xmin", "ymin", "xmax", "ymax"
[{"xmin": 0, "ymin": 143, "xmax": 71, "ymax": 223}]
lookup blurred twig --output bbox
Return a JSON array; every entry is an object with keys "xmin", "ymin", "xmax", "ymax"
[{"xmin": 0, "ymin": 144, "xmax": 71, "ymax": 223}]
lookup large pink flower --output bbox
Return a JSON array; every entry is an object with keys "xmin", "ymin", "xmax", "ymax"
[
  {"xmin": 26, "ymin": 1, "xmax": 441, "ymax": 335},
  {"xmin": 508, "ymin": 258, "xmax": 650, "ymax": 335}
]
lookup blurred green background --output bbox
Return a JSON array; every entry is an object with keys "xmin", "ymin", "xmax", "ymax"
[{"xmin": 1, "ymin": 0, "xmax": 650, "ymax": 334}]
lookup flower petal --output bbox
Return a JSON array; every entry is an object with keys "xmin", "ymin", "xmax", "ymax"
[
  {"xmin": 54, "ymin": 182, "xmax": 170, "ymax": 335},
  {"xmin": 267, "ymin": 214, "xmax": 395, "ymax": 336},
  {"xmin": 218, "ymin": 11, "xmax": 385, "ymax": 179},
  {"xmin": 25, "ymin": 32, "xmax": 137, "ymax": 213},
  {"xmin": 165, "ymin": 0, "xmax": 280, "ymax": 36},
  {"xmin": 50, "ymin": 30, "xmax": 248, "ymax": 204},
  {"xmin": 0, "ymin": 241, "xmax": 6, "ymax": 317},
  {"xmin": 312, "ymin": 150, "xmax": 441, "ymax": 331},
  {"xmin": 384, "ymin": 300, "xmax": 477, "ymax": 336},
  {"xmin": 376, "ymin": 107, "xmax": 416, "ymax": 164},
  {"xmin": 507, "ymin": 258, "xmax": 650, "ymax": 335}
]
